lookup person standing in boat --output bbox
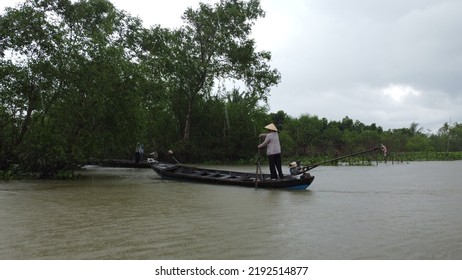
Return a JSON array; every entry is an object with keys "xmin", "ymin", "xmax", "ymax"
[
  {"xmin": 135, "ymin": 142, "xmax": 144, "ymax": 164},
  {"xmin": 258, "ymin": 123, "xmax": 284, "ymax": 180}
]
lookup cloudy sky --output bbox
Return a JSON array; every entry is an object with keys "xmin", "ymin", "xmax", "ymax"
[{"xmin": 2, "ymin": 0, "xmax": 461, "ymax": 132}]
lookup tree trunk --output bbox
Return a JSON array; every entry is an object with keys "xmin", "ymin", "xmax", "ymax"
[{"xmin": 183, "ymin": 98, "xmax": 193, "ymax": 143}]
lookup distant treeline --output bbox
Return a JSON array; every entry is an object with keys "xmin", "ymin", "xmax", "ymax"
[
  {"xmin": 1, "ymin": 0, "xmax": 461, "ymax": 179},
  {"xmin": 260, "ymin": 113, "xmax": 462, "ymax": 166}
]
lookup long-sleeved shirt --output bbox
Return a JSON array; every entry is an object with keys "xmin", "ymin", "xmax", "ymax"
[{"xmin": 258, "ymin": 132, "xmax": 281, "ymax": 155}]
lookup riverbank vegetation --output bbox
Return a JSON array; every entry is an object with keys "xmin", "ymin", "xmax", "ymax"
[{"xmin": 1, "ymin": 0, "xmax": 462, "ymax": 179}]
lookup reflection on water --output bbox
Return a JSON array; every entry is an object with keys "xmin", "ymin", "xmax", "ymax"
[{"xmin": 1, "ymin": 162, "xmax": 462, "ymax": 259}]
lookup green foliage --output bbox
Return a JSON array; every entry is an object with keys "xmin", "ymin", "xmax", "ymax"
[
  {"xmin": 1, "ymin": 0, "xmax": 461, "ymax": 179},
  {"xmin": 386, "ymin": 152, "xmax": 462, "ymax": 162},
  {"xmin": 1, "ymin": 0, "xmax": 146, "ymax": 177},
  {"xmin": 140, "ymin": 0, "xmax": 279, "ymax": 143}
]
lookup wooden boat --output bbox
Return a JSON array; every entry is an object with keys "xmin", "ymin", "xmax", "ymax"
[
  {"xmin": 148, "ymin": 160, "xmax": 315, "ymax": 190},
  {"xmin": 148, "ymin": 146, "xmax": 386, "ymax": 190},
  {"xmin": 99, "ymin": 159, "xmax": 150, "ymax": 168}
]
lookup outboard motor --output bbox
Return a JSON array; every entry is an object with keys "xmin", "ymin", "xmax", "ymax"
[{"xmin": 289, "ymin": 161, "xmax": 303, "ymax": 175}]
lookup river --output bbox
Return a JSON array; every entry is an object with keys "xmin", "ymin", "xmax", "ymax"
[{"xmin": 1, "ymin": 161, "xmax": 461, "ymax": 259}]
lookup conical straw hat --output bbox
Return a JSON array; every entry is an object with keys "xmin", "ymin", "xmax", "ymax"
[{"xmin": 264, "ymin": 123, "xmax": 278, "ymax": 132}]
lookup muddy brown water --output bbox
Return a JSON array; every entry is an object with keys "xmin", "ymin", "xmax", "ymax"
[{"xmin": 1, "ymin": 161, "xmax": 461, "ymax": 259}]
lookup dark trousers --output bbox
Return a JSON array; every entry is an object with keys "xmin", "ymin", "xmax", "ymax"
[
  {"xmin": 135, "ymin": 152, "xmax": 141, "ymax": 163},
  {"xmin": 268, "ymin": 153, "xmax": 284, "ymax": 179}
]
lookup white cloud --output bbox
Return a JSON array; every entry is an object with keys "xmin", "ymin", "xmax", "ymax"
[{"xmin": 382, "ymin": 84, "xmax": 421, "ymax": 102}]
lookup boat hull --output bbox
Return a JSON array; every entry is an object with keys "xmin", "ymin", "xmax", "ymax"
[{"xmin": 149, "ymin": 162, "xmax": 315, "ymax": 190}]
